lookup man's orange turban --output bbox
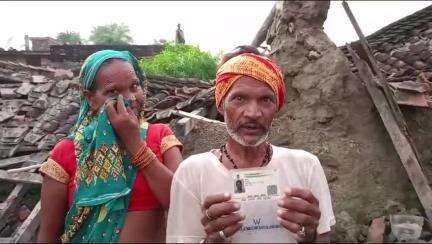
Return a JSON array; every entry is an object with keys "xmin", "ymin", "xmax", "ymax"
[{"xmin": 215, "ymin": 53, "xmax": 285, "ymax": 111}]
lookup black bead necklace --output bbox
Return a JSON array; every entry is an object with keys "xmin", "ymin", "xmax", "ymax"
[{"xmin": 220, "ymin": 142, "xmax": 272, "ymax": 169}]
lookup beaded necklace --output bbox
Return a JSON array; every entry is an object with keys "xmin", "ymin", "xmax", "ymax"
[{"xmin": 219, "ymin": 142, "xmax": 272, "ymax": 169}]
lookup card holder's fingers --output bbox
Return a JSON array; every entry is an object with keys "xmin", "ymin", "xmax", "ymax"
[
  {"xmin": 202, "ymin": 193, "xmax": 231, "ymax": 210},
  {"xmin": 207, "ymin": 201, "xmax": 240, "ymax": 220}
]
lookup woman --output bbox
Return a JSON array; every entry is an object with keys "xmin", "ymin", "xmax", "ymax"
[{"xmin": 37, "ymin": 50, "xmax": 183, "ymax": 243}]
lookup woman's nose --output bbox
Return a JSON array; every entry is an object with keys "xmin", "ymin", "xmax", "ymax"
[{"xmin": 121, "ymin": 91, "xmax": 135, "ymax": 101}]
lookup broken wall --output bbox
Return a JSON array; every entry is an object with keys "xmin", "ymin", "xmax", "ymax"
[{"xmin": 266, "ymin": 1, "xmax": 421, "ymax": 241}]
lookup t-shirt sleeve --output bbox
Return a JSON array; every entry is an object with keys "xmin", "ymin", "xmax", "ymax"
[
  {"xmin": 160, "ymin": 124, "xmax": 183, "ymax": 154},
  {"xmin": 39, "ymin": 139, "xmax": 75, "ymax": 184},
  {"xmin": 166, "ymin": 158, "xmax": 205, "ymax": 243},
  {"xmin": 308, "ymin": 156, "xmax": 336, "ymax": 235}
]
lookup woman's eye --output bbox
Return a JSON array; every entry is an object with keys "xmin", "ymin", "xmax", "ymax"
[
  {"xmin": 106, "ymin": 90, "xmax": 118, "ymax": 95},
  {"xmin": 235, "ymin": 96, "xmax": 244, "ymax": 101}
]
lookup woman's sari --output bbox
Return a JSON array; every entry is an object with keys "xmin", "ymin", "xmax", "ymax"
[{"xmin": 60, "ymin": 50, "xmax": 148, "ymax": 243}]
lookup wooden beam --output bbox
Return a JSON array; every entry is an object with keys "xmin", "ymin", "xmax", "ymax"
[
  {"xmin": 347, "ymin": 44, "xmax": 432, "ymax": 221},
  {"xmin": 7, "ymin": 164, "xmax": 42, "ymax": 173},
  {"xmin": 0, "ymin": 165, "xmax": 39, "ymax": 235},
  {"xmin": 12, "ymin": 201, "xmax": 41, "ymax": 243},
  {"xmin": 0, "ymin": 238, "xmax": 13, "ymax": 243},
  {"xmin": 0, "ymin": 184, "xmax": 30, "ymax": 231},
  {"xmin": 251, "ymin": 4, "xmax": 276, "ymax": 47},
  {"xmin": 174, "ymin": 108, "xmax": 207, "ymax": 137},
  {"xmin": 341, "ymin": 0, "xmax": 410, "ymax": 136},
  {"xmin": 173, "ymin": 109, "xmax": 226, "ymax": 126},
  {"xmin": 0, "ymin": 170, "xmax": 42, "ymax": 184},
  {"xmin": 0, "ymin": 152, "xmax": 48, "ymax": 169}
]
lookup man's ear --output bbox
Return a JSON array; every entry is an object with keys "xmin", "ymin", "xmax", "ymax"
[{"xmin": 217, "ymin": 101, "xmax": 224, "ymax": 116}]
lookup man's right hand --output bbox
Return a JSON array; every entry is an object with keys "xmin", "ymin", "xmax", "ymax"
[{"xmin": 201, "ymin": 193, "xmax": 245, "ymax": 243}]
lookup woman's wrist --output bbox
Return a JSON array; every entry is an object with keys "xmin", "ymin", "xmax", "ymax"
[
  {"xmin": 127, "ymin": 139, "xmax": 146, "ymax": 156},
  {"xmin": 130, "ymin": 142, "xmax": 157, "ymax": 170}
]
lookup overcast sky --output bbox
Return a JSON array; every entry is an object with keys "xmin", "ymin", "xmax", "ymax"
[{"xmin": 1, "ymin": 1, "xmax": 431, "ymax": 55}]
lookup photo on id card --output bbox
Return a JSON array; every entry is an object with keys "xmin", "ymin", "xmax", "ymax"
[{"xmin": 231, "ymin": 168, "xmax": 280, "ymax": 201}]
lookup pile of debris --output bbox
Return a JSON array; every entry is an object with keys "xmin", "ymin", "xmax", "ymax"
[
  {"xmin": 0, "ymin": 60, "xmax": 216, "ymax": 241},
  {"xmin": 0, "ymin": 60, "xmax": 215, "ymax": 160},
  {"xmin": 0, "ymin": 60, "xmax": 78, "ymax": 159},
  {"xmin": 341, "ymin": 5, "xmax": 432, "ymax": 108},
  {"xmin": 342, "ymin": 43, "xmax": 432, "ymax": 108}
]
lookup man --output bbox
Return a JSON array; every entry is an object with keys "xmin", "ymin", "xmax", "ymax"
[
  {"xmin": 175, "ymin": 23, "xmax": 185, "ymax": 44},
  {"xmin": 167, "ymin": 46, "xmax": 335, "ymax": 243},
  {"xmin": 234, "ymin": 174, "xmax": 245, "ymax": 194}
]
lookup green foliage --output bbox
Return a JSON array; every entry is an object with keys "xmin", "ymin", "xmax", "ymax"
[
  {"xmin": 89, "ymin": 23, "xmax": 133, "ymax": 45},
  {"xmin": 140, "ymin": 43, "xmax": 218, "ymax": 81},
  {"xmin": 56, "ymin": 31, "xmax": 82, "ymax": 45}
]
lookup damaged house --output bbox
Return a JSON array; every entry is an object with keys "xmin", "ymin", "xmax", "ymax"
[
  {"xmin": 1, "ymin": 2, "xmax": 432, "ymax": 242},
  {"xmin": 0, "ymin": 59, "xmax": 215, "ymax": 241}
]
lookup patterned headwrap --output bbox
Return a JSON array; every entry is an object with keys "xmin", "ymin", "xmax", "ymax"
[
  {"xmin": 75, "ymin": 49, "xmax": 146, "ymax": 129},
  {"xmin": 62, "ymin": 50, "xmax": 149, "ymax": 243},
  {"xmin": 215, "ymin": 52, "xmax": 285, "ymax": 111}
]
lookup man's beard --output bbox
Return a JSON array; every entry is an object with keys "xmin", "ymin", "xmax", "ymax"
[{"xmin": 224, "ymin": 111, "xmax": 270, "ymax": 147}]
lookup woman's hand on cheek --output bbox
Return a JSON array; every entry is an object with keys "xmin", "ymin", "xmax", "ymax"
[{"xmin": 106, "ymin": 94, "xmax": 146, "ymax": 155}]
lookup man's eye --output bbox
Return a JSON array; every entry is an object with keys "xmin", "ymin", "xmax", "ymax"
[
  {"xmin": 235, "ymin": 96, "xmax": 244, "ymax": 101},
  {"xmin": 263, "ymin": 97, "xmax": 272, "ymax": 103}
]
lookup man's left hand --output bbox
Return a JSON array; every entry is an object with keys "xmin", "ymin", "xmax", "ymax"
[{"xmin": 277, "ymin": 187, "xmax": 321, "ymax": 242}]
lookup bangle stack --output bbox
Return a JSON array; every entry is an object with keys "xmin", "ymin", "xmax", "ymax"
[{"xmin": 131, "ymin": 145, "xmax": 157, "ymax": 170}]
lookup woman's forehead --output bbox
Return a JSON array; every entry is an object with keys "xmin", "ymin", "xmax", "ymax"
[
  {"xmin": 95, "ymin": 59, "xmax": 137, "ymax": 85},
  {"xmin": 100, "ymin": 59, "xmax": 135, "ymax": 75}
]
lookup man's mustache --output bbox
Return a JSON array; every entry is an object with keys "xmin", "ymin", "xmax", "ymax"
[{"xmin": 235, "ymin": 121, "xmax": 267, "ymax": 131}]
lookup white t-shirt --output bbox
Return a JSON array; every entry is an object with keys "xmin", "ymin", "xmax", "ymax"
[{"xmin": 166, "ymin": 145, "xmax": 336, "ymax": 243}]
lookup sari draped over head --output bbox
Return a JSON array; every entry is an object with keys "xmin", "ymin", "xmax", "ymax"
[
  {"xmin": 61, "ymin": 50, "xmax": 148, "ymax": 243},
  {"xmin": 214, "ymin": 52, "xmax": 286, "ymax": 111}
]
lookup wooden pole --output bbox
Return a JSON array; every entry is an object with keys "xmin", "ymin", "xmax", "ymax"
[
  {"xmin": 12, "ymin": 201, "xmax": 41, "ymax": 243},
  {"xmin": 7, "ymin": 164, "xmax": 42, "ymax": 173},
  {"xmin": 346, "ymin": 44, "xmax": 432, "ymax": 221},
  {"xmin": 251, "ymin": 4, "xmax": 276, "ymax": 47},
  {"xmin": 173, "ymin": 110, "xmax": 226, "ymax": 126},
  {"xmin": 341, "ymin": 1, "xmax": 409, "ymax": 134},
  {"xmin": 342, "ymin": 0, "xmax": 432, "ymax": 222},
  {"xmin": 0, "ymin": 170, "xmax": 42, "ymax": 184}
]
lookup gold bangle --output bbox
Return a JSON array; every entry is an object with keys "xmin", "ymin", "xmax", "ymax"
[
  {"xmin": 131, "ymin": 144, "xmax": 147, "ymax": 163},
  {"xmin": 134, "ymin": 147, "xmax": 151, "ymax": 165},
  {"xmin": 134, "ymin": 147, "xmax": 157, "ymax": 170}
]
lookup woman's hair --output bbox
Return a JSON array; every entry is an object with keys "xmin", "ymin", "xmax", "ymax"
[{"xmin": 217, "ymin": 45, "xmax": 262, "ymax": 69}]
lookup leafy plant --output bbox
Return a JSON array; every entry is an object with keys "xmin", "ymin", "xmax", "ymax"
[
  {"xmin": 140, "ymin": 42, "xmax": 218, "ymax": 81},
  {"xmin": 56, "ymin": 31, "xmax": 82, "ymax": 45},
  {"xmin": 89, "ymin": 23, "xmax": 133, "ymax": 45}
]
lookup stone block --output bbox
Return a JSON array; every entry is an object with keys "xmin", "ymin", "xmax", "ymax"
[
  {"xmin": 0, "ymin": 88, "xmax": 18, "ymax": 99},
  {"xmin": 31, "ymin": 75, "xmax": 47, "ymax": 84},
  {"xmin": 33, "ymin": 82, "xmax": 53, "ymax": 93},
  {"xmin": 0, "ymin": 111, "xmax": 15, "ymax": 123},
  {"xmin": 175, "ymin": 108, "xmax": 206, "ymax": 137},
  {"xmin": 33, "ymin": 94, "xmax": 48, "ymax": 110},
  {"xmin": 15, "ymin": 82, "xmax": 33, "ymax": 96}
]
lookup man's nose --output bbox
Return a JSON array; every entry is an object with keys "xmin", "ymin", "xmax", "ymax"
[{"xmin": 243, "ymin": 101, "xmax": 263, "ymax": 119}]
